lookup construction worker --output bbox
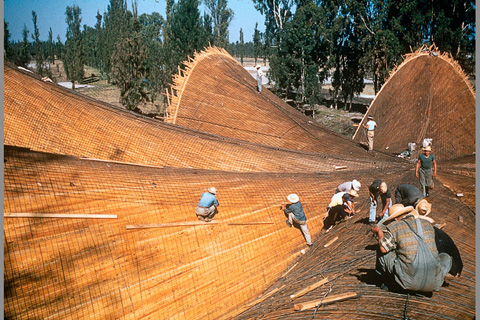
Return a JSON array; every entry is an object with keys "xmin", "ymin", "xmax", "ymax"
[
  {"xmin": 195, "ymin": 187, "xmax": 219, "ymax": 222},
  {"xmin": 415, "ymin": 145, "xmax": 437, "ymax": 197},
  {"xmin": 335, "ymin": 179, "xmax": 361, "ymax": 193},
  {"xmin": 255, "ymin": 65, "xmax": 264, "ymax": 93},
  {"xmin": 281, "ymin": 194, "xmax": 312, "ymax": 246},
  {"xmin": 362, "ymin": 115, "xmax": 377, "ymax": 152},
  {"xmin": 395, "ymin": 184, "xmax": 432, "ymax": 215},
  {"xmin": 368, "ymin": 180, "xmax": 392, "ymax": 225},
  {"xmin": 371, "ymin": 204, "xmax": 452, "ymax": 293},
  {"xmin": 323, "ymin": 189, "xmax": 358, "ymax": 233}
]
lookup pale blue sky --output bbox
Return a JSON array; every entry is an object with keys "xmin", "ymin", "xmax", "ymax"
[{"xmin": 4, "ymin": 0, "xmax": 265, "ymax": 43}]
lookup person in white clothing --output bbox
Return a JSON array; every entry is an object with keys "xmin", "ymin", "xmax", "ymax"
[{"xmin": 255, "ymin": 65, "xmax": 264, "ymax": 93}]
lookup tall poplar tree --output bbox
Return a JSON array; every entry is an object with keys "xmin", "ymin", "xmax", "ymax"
[
  {"xmin": 205, "ymin": 0, "xmax": 234, "ymax": 47},
  {"xmin": 15, "ymin": 24, "xmax": 31, "ymax": 68},
  {"xmin": 31, "ymin": 11, "xmax": 47, "ymax": 76},
  {"xmin": 167, "ymin": 0, "xmax": 208, "ymax": 66},
  {"xmin": 64, "ymin": 5, "xmax": 84, "ymax": 89},
  {"xmin": 110, "ymin": 0, "xmax": 148, "ymax": 110}
]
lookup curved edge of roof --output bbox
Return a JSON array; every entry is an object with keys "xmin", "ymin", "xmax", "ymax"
[
  {"xmin": 164, "ymin": 46, "xmax": 241, "ymax": 124},
  {"xmin": 352, "ymin": 44, "xmax": 475, "ymax": 140}
]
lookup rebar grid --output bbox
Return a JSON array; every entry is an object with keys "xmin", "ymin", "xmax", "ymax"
[{"xmin": 3, "ymin": 45, "xmax": 475, "ymax": 320}]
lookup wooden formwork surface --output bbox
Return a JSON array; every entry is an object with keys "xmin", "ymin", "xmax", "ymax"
[
  {"xmin": 4, "ymin": 47, "xmax": 476, "ymax": 320},
  {"xmin": 4, "ymin": 146, "xmax": 412, "ymax": 320},
  {"xmin": 234, "ymin": 170, "xmax": 476, "ymax": 320},
  {"xmin": 4, "ymin": 64, "xmax": 399, "ymax": 174},
  {"xmin": 353, "ymin": 46, "xmax": 475, "ymax": 160},
  {"xmin": 165, "ymin": 47, "xmax": 383, "ymax": 159}
]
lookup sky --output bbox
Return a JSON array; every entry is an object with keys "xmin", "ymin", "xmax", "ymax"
[{"xmin": 4, "ymin": 0, "xmax": 265, "ymax": 43}]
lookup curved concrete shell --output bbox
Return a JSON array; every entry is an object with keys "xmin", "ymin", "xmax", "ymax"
[
  {"xmin": 4, "ymin": 45, "xmax": 475, "ymax": 320},
  {"xmin": 353, "ymin": 45, "xmax": 475, "ymax": 160}
]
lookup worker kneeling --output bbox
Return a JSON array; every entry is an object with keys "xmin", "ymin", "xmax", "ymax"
[{"xmin": 371, "ymin": 204, "xmax": 452, "ymax": 293}]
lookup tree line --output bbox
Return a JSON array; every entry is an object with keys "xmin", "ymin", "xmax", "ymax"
[{"xmin": 4, "ymin": 0, "xmax": 475, "ymax": 112}]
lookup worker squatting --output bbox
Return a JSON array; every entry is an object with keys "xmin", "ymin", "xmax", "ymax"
[{"xmin": 193, "ymin": 144, "xmax": 460, "ymax": 295}]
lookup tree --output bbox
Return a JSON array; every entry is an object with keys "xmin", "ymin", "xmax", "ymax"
[
  {"xmin": 103, "ymin": 0, "xmax": 129, "ymax": 81},
  {"xmin": 239, "ymin": 28, "xmax": 244, "ymax": 65},
  {"xmin": 270, "ymin": 0, "xmax": 328, "ymax": 104},
  {"xmin": 205, "ymin": 0, "xmax": 234, "ymax": 47},
  {"xmin": 47, "ymin": 28, "xmax": 55, "ymax": 64},
  {"xmin": 31, "ymin": 11, "xmax": 47, "ymax": 76},
  {"xmin": 253, "ymin": 22, "xmax": 263, "ymax": 65},
  {"xmin": 4, "ymin": 21, "xmax": 13, "ymax": 61},
  {"xmin": 252, "ymin": 0, "xmax": 294, "ymax": 37},
  {"xmin": 167, "ymin": 0, "xmax": 209, "ymax": 66},
  {"xmin": 110, "ymin": 1, "xmax": 148, "ymax": 110},
  {"xmin": 63, "ymin": 5, "xmax": 84, "ymax": 89},
  {"xmin": 14, "ymin": 24, "xmax": 31, "ymax": 68}
]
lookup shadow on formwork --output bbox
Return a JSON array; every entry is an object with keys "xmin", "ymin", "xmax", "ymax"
[{"xmin": 3, "ymin": 46, "xmax": 475, "ymax": 320}]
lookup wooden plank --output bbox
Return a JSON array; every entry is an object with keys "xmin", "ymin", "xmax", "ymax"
[
  {"xmin": 290, "ymin": 277, "xmax": 329, "ymax": 299},
  {"xmin": 242, "ymin": 285, "xmax": 286, "ymax": 309},
  {"xmin": 126, "ymin": 221, "xmax": 219, "ymax": 229},
  {"xmin": 4, "ymin": 213, "xmax": 117, "ymax": 219},
  {"xmin": 324, "ymin": 236, "xmax": 339, "ymax": 248},
  {"xmin": 293, "ymin": 292, "xmax": 358, "ymax": 311},
  {"xmin": 227, "ymin": 222, "xmax": 274, "ymax": 226},
  {"xmin": 281, "ymin": 262, "xmax": 298, "ymax": 278}
]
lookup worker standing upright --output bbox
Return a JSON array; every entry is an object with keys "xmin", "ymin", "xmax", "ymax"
[
  {"xmin": 362, "ymin": 115, "xmax": 377, "ymax": 152},
  {"xmin": 415, "ymin": 145, "xmax": 437, "ymax": 197},
  {"xmin": 255, "ymin": 65, "xmax": 264, "ymax": 93}
]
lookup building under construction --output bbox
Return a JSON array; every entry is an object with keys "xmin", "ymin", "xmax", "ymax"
[{"xmin": 4, "ymin": 45, "xmax": 475, "ymax": 319}]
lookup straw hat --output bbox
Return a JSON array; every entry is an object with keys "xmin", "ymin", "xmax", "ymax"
[
  {"xmin": 415, "ymin": 198, "xmax": 432, "ymax": 215},
  {"xmin": 352, "ymin": 179, "xmax": 361, "ymax": 191},
  {"xmin": 348, "ymin": 189, "xmax": 358, "ymax": 198},
  {"xmin": 287, "ymin": 194, "xmax": 299, "ymax": 203},
  {"xmin": 255, "ymin": 65, "xmax": 261, "ymax": 69},
  {"xmin": 422, "ymin": 145, "xmax": 432, "ymax": 151},
  {"xmin": 379, "ymin": 182, "xmax": 388, "ymax": 194},
  {"xmin": 417, "ymin": 215, "xmax": 435, "ymax": 224},
  {"xmin": 367, "ymin": 115, "xmax": 374, "ymax": 120},
  {"xmin": 208, "ymin": 187, "xmax": 218, "ymax": 194},
  {"xmin": 384, "ymin": 204, "xmax": 418, "ymax": 223}
]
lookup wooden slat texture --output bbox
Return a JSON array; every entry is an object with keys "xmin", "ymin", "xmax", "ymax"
[
  {"xmin": 3, "ymin": 44, "xmax": 475, "ymax": 320},
  {"xmin": 5, "ymin": 213, "xmax": 117, "ymax": 219},
  {"xmin": 353, "ymin": 45, "xmax": 475, "ymax": 160}
]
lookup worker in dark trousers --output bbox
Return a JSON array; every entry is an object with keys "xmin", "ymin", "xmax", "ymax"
[
  {"xmin": 416, "ymin": 145, "xmax": 437, "ymax": 197},
  {"xmin": 395, "ymin": 184, "xmax": 432, "ymax": 215}
]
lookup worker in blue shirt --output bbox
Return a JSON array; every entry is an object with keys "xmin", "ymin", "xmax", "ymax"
[
  {"xmin": 281, "ymin": 194, "xmax": 312, "ymax": 246},
  {"xmin": 362, "ymin": 115, "xmax": 377, "ymax": 152},
  {"xmin": 196, "ymin": 187, "xmax": 219, "ymax": 222}
]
